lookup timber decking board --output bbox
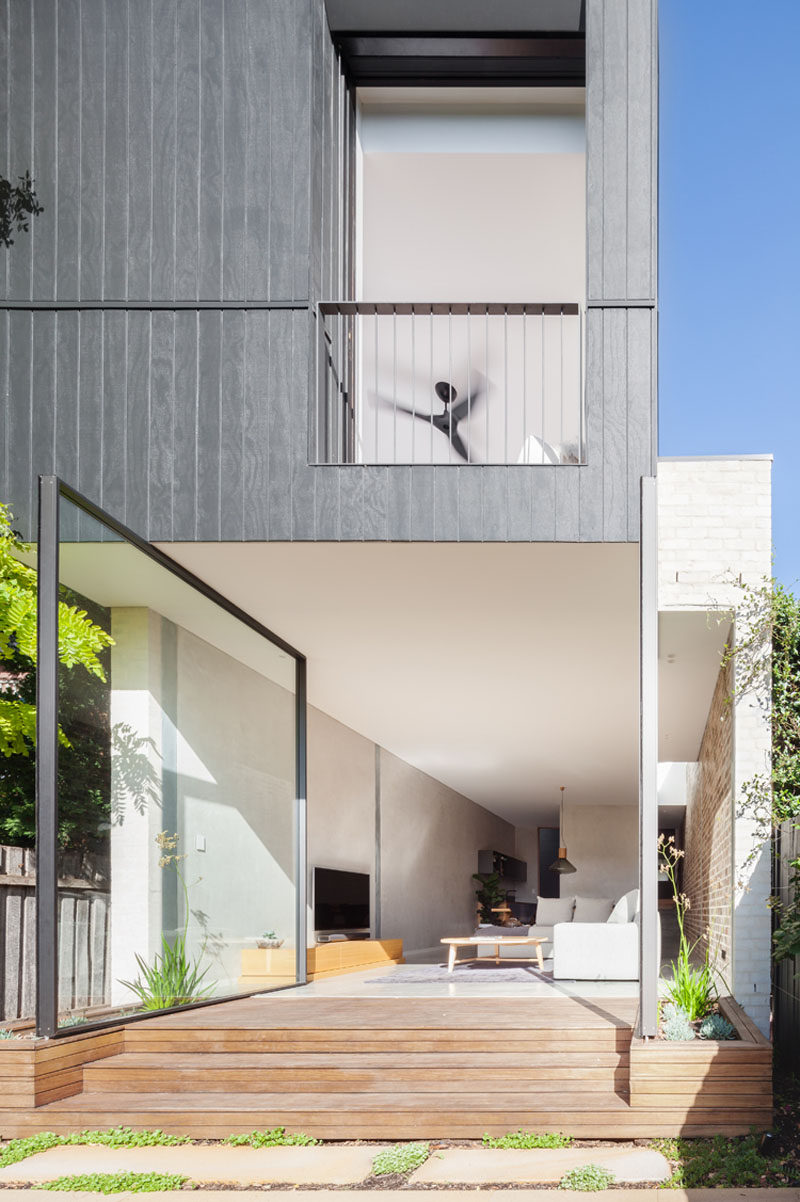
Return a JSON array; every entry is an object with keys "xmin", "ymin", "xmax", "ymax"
[
  {"xmin": 1, "ymin": 993, "xmax": 771, "ymax": 1139},
  {"xmin": 133, "ymin": 996, "xmax": 638, "ymax": 1030}
]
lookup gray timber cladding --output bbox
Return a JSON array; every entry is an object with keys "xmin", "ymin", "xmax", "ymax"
[{"xmin": 0, "ymin": 0, "xmax": 656, "ymax": 544}]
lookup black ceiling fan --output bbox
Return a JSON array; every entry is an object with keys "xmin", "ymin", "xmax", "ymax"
[{"xmin": 373, "ymin": 377, "xmax": 485, "ymax": 462}]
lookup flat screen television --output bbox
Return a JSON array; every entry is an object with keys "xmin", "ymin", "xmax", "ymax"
[{"xmin": 314, "ymin": 866, "xmax": 370, "ymax": 937}]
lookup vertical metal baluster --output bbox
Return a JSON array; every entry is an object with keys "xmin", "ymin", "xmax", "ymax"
[
  {"xmin": 411, "ymin": 307, "xmax": 416, "ymax": 465},
  {"xmin": 466, "ymin": 307, "xmax": 472, "ymax": 463},
  {"xmin": 448, "ymin": 306, "xmax": 453, "ymax": 461},
  {"xmin": 541, "ymin": 309, "xmax": 545, "ymax": 463},
  {"xmin": 560, "ymin": 306, "xmax": 565, "ymax": 456},
  {"xmin": 522, "ymin": 306, "xmax": 527, "ymax": 463},
  {"xmin": 503, "ymin": 306, "xmax": 509, "ymax": 465},
  {"xmin": 427, "ymin": 310, "xmax": 432, "ymax": 463},
  {"xmin": 485, "ymin": 308, "xmax": 489, "ymax": 463},
  {"xmin": 374, "ymin": 310, "xmax": 379, "ymax": 464},
  {"xmin": 579, "ymin": 305, "xmax": 585, "ymax": 464},
  {"xmin": 393, "ymin": 306, "xmax": 398, "ymax": 466},
  {"xmin": 315, "ymin": 309, "xmax": 321, "ymax": 463}
]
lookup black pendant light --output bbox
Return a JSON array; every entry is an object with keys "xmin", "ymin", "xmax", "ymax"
[{"xmin": 548, "ymin": 785, "xmax": 577, "ymax": 874}]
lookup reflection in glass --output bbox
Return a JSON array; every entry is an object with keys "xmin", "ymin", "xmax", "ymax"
[{"xmin": 54, "ymin": 495, "xmax": 299, "ymax": 1028}]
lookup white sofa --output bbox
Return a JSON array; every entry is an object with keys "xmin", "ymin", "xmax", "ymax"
[
  {"xmin": 473, "ymin": 889, "xmax": 650, "ymax": 981},
  {"xmin": 552, "ymin": 888, "xmax": 651, "ymax": 981}
]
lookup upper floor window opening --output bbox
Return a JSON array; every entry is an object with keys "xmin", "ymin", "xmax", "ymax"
[{"xmin": 316, "ymin": 87, "xmax": 586, "ymax": 467}]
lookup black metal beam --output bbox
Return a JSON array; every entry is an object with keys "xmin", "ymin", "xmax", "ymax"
[
  {"xmin": 336, "ymin": 33, "xmax": 585, "ymax": 87},
  {"xmin": 35, "ymin": 476, "xmax": 60, "ymax": 1039}
]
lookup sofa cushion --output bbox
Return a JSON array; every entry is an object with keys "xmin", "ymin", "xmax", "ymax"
[
  {"xmin": 607, "ymin": 888, "xmax": 639, "ymax": 924},
  {"xmin": 574, "ymin": 896, "xmax": 614, "ymax": 923},
  {"xmin": 535, "ymin": 896, "xmax": 575, "ymax": 925}
]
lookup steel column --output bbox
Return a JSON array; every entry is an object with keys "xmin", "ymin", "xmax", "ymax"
[
  {"xmin": 639, "ymin": 475, "xmax": 659, "ymax": 1036},
  {"xmin": 35, "ymin": 475, "xmax": 60, "ymax": 1038},
  {"xmin": 295, "ymin": 656, "xmax": 308, "ymax": 986}
]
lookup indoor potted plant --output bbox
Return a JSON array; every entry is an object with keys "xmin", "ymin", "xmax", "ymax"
[{"xmin": 257, "ymin": 929, "xmax": 284, "ymax": 949}]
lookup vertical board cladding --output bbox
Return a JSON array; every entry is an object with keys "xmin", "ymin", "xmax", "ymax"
[
  {"xmin": 0, "ymin": 0, "xmax": 311, "ymax": 303},
  {"xmin": 1, "ymin": 0, "xmax": 657, "ymax": 545}
]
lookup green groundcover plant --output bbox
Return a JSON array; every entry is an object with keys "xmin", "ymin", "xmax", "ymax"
[
  {"xmin": 0, "ymin": 1129, "xmax": 189, "ymax": 1168},
  {"xmin": 371, "ymin": 1142, "xmax": 430, "ymax": 1176},
  {"xmin": 558, "ymin": 1164, "xmax": 615, "ymax": 1191},
  {"xmin": 225, "ymin": 1127, "xmax": 318, "ymax": 1147},
  {"xmin": 34, "ymin": 1172, "xmax": 188, "ymax": 1193},
  {"xmin": 483, "ymin": 1130, "xmax": 573, "ymax": 1149}
]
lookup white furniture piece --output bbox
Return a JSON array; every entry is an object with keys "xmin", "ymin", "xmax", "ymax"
[{"xmin": 552, "ymin": 888, "xmax": 649, "ymax": 981}]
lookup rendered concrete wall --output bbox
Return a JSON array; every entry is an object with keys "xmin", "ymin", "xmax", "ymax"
[
  {"xmin": 307, "ymin": 706, "xmax": 516, "ymax": 954},
  {"xmin": 560, "ymin": 804, "xmax": 638, "ymax": 903},
  {"xmin": 110, "ymin": 609, "xmax": 297, "ymax": 1003},
  {"xmin": 658, "ymin": 456, "xmax": 772, "ymax": 1035},
  {"xmin": 513, "ymin": 827, "xmax": 540, "ymax": 904},
  {"xmin": 379, "ymin": 748, "xmax": 516, "ymax": 952},
  {"xmin": 174, "ymin": 627, "xmax": 296, "ymax": 992},
  {"xmin": 108, "ymin": 608, "xmax": 166, "ymax": 1005}
]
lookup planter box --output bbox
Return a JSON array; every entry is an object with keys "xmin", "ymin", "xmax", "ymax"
[
  {"xmin": 0, "ymin": 1026, "xmax": 123, "ymax": 1110},
  {"xmin": 629, "ymin": 996, "xmax": 772, "ymax": 1136}
]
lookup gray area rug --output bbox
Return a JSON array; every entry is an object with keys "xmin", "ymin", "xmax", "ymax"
[{"xmin": 364, "ymin": 964, "xmax": 553, "ymax": 984}]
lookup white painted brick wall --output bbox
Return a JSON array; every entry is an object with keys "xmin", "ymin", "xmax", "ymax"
[{"xmin": 657, "ymin": 457, "xmax": 773, "ymax": 1035}]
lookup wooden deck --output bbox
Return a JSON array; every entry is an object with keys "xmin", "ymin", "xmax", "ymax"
[{"xmin": 0, "ymin": 995, "xmax": 772, "ymax": 1139}]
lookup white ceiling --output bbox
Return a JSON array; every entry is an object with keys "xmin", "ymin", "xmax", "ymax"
[
  {"xmin": 58, "ymin": 535, "xmax": 729, "ymax": 834},
  {"xmin": 658, "ymin": 610, "xmax": 731, "ymax": 762},
  {"xmin": 157, "ymin": 541, "xmax": 640, "ymax": 829}
]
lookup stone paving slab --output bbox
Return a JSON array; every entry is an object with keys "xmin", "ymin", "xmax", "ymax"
[
  {"xmin": 2, "ymin": 1190, "xmax": 800, "ymax": 1200},
  {"xmin": 410, "ymin": 1145, "xmax": 670, "ymax": 1184},
  {"xmin": 0, "ymin": 1144, "xmax": 393, "ymax": 1185}
]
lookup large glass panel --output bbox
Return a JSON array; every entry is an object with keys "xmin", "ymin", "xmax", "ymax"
[
  {"xmin": 0, "ymin": 503, "xmax": 39, "ymax": 1028},
  {"xmin": 54, "ymin": 494, "xmax": 300, "ymax": 1029}
]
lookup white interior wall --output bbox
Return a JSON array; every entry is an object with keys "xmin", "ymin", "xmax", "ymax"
[
  {"xmin": 559, "ymin": 804, "xmax": 638, "ymax": 903},
  {"xmin": 175, "ymin": 627, "xmax": 296, "ymax": 990},
  {"xmin": 109, "ymin": 608, "xmax": 165, "ymax": 1005},
  {"xmin": 356, "ymin": 97, "xmax": 586, "ymax": 465},
  {"xmin": 307, "ymin": 706, "xmax": 516, "ymax": 954},
  {"xmin": 110, "ymin": 609, "xmax": 297, "ymax": 1004},
  {"xmin": 513, "ymin": 827, "xmax": 540, "ymax": 903}
]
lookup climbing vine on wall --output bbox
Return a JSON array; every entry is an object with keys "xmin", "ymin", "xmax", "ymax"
[{"xmin": 722, "ymin": 578, "xmax": 800, "ymax": 961}]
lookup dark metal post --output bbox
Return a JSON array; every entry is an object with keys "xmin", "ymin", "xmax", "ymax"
[
  {"xmin": 638, "ymin": 475, "xmax": 659, "ymax": 1037},
  {"xmin": 294, "ymin": 657, "xmax": 308, "ymax": 985},
  {"xmin": 35, "ymin": 476, "xmax": 60, "ymax": 1038}
]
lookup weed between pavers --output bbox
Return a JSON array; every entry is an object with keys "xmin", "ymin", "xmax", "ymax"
[
  {"xmin": 370, "ymin": 1143, "xmax": 430, "ymax": 1177},
  {"xmin": 482, "ymin": 1131, "xmax": 573, "ymax": 1150},
  {"xmin": 224, "ymin": 1129, "xmax": 318, "ymax": 1148},
  {"xmin": 0, "ymin": 1130, "xmax": 190, "ymax": 1169},
  {"xmin": 557, "ymin": 1164, "xmax": 615, "ymax": 1192},
  {"xmin": 33, "ymin": 1172, "xmax": 189, "ymax": 1193}
]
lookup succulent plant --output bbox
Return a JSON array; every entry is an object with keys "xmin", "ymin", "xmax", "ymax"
[
  {"xmin": 698, "ymin": 1012, "xmax": 735, "ymax": 1040},
  {"xmin": 661, "ymin": 1001, "xmax": 695, "ymax": 1041}
]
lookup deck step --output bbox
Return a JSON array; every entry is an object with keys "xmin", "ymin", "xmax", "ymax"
[{"xmin": 82, "ymin": 1051, "xmax": 628, "ymax": 1094}]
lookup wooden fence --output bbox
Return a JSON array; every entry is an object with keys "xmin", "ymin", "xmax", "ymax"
[
  {"xmin": 0, "ymin": 845, "xmax": 110, "ymax": 1023},
  {"xmin": 773, "ymin": 820, "xmax": 800, "ymax": 1069}
]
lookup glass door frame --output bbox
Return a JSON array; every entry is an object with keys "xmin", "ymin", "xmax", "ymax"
[{"xmin": 35, "ymin": 476, "xmax": 308, "ymax": 1038}]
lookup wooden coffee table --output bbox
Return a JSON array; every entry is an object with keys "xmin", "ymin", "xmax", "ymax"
[{"xmin": 440, "ymin": 936, "xmax": 547, "ymax": 973}]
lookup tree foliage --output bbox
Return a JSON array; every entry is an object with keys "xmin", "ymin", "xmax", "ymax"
[
  {"xmin": 0, "ymin": 503, "xmax": 115, "ymax": 849},
  {"xmin": 723, "ymin": 579, "xmax": 800, "ymax": 961},
  {"xmin": 0, "ymin": 172, "xmax": 43, "ymax": 248}
]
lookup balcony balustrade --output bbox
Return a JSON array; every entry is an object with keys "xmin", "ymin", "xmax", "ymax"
[{"xmin": 313, "ymin": 302, "xmax": 583, "ymax": 467}]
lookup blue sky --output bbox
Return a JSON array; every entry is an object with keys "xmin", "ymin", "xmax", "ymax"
[{"xmin": 659, "ymin": 0, "xmax": 800, "ymax": 587}]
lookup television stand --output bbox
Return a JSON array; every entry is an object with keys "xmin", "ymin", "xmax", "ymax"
[{"xmin": 239, "ymin": 938, "xmax": 403, "ymax": 986}]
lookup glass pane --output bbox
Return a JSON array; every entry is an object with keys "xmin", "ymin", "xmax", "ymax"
[
  {"xmin": 0, "ymin": 503, "xmax": 39, "ymax": 1028},
  {"xmin": 55, "ymin": 494, "xmax": 299, "ymax": 1029}
]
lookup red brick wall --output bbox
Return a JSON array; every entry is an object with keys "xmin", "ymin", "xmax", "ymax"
[{"xmin": 682, "ymin": 658, "xmax": 733, "ymax": 980}]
